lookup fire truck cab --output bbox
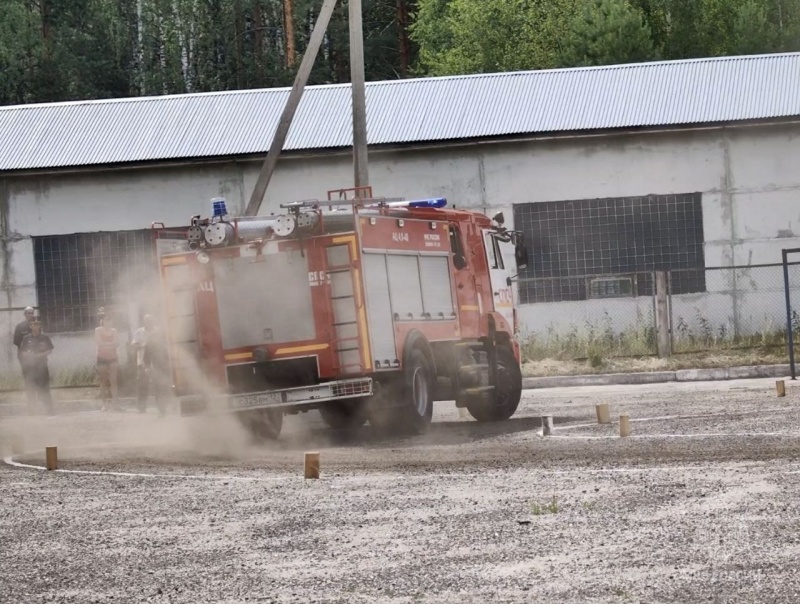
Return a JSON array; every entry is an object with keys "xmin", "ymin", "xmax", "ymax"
[{"xmin": 154, "ymin": 187, "xmax": 528, "ymax": 440}]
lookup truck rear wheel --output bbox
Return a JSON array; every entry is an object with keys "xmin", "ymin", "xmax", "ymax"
[
  {"xmin": 319, "ymin": 399, "xmax": 369, "ymax": 431},
  {"xmin": 237, "ymin": 409, "xmax": 283, "ymax": 441},
  {"xmin": 466, "ymin": 346, "xmax": 522, "ymax": 422}
]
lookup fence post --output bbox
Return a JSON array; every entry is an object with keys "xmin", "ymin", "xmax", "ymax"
[{"xmin": 655, "ymin": 271, "xmax": 672, "ymax": 358}]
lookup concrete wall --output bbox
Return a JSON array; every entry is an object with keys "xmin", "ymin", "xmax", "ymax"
[{"xmin": 1, "ymin": 121, "xmax": 799, "ymax": 369}]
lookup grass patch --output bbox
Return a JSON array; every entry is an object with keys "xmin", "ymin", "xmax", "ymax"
[
  {"xmin": 530, "ymin": 496, "xmax": 560, "ymax": 516},
  {"xmin": 0, "ymin": 366, "xmax": 97, "ymax": 390},
  {"xmin": 520, "ymin": 307, "xmax": 793, "ymax": 377},
  {"xmin": 520, "ymin": 309, "xmax": 656, "ymax": 366}
]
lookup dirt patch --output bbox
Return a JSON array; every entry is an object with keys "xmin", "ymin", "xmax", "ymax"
[{"xmin": 2, "ymin": 377, "xmax": 800, "ymax": 603}]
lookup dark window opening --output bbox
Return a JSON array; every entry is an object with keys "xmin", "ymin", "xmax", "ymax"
[
  {"xmin": 449, "ymin": 224, "xmax": 467, "ymax": 270},
  {"xmin": 513, "ymin": 193, "xmax": 706, "ymax": 304},
  {"xmin": 33, "ymin": 230, "xmax": 159, "ymax": 332},
  {"xmin": 486, "ymin": 234, "xmax": 505, "ymax": 270}
]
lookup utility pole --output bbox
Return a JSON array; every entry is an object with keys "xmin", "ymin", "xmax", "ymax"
[
  {"xmin": 349, "ymin": 0, "xmax": 369, "ymax": 194},
  {"xmin": 397, "ymin": 0, "xmax": 410, "ymax": 76},
  {"xmin": 244, "ymin": 0, "xmax": 338, "ymax": 216},
  {"xmin": 245, "ymin": 0, "xmax": 370, "ymax": 214},
  {"xmin": 284, "ymin": 0, "xmax": 296, "ymax": 68}
]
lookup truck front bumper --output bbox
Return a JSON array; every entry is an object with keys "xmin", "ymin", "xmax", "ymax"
[{"xmin": 179, "ymin": 377, "xmax": 374, "ymax": 416}]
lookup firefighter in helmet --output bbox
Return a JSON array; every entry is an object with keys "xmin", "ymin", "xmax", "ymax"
[{"xmin": 19, "ymin": 316, "xmax": 55, "ymax": 416}]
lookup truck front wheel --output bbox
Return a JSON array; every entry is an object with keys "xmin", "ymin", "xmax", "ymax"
[
  {"xmin": 368, "ymin": 347, "xmax": 434, "ymax": 436},
  {"xmin": 319, "ymin": 399, "xmax": 369, "ymax": 431},
  {"xmin": 466, "ymin": 346, "xmax": 522, "ymax": 422},
  {"xmin": 237, "ymin": 409, "xmax": 283, "ymax": 441}
]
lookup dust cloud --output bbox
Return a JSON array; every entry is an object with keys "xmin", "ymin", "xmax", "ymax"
[
  {"xmin": 1, "ymin": 212, "xmax": 361, "ymax": 468},
  {"xmin": 6, "ymin": 224, "xmax": 339, "ymax": 465}
]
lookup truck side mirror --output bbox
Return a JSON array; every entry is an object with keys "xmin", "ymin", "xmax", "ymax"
[
  {"xmin": 515, "ymin": 243, "xmax": 528, "ymax": 270},
  {"xmin": 492, "ymin": 211, "xmax": 505, "ymax": 226}
]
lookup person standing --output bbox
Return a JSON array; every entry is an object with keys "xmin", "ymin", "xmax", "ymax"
[
  {"xmin": 132, "ymin": 314, "xmax": 169, "ymax": 417},
  {"xmin": 13, "ymin": 307, "xmax": 35, "ymax": 385},
  {"xmin": 95, "ymin": 310, "xmax": 120, "ymax": 411},
  {"xmin": 19, "ymin": 317, "xmax": 54, "ymax": 416}
]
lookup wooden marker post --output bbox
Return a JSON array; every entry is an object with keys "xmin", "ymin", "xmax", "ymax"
[
  {"xmin": 45, "ymin": 446, "xmax": 58, "ymax": 471},
  {"xmin": 542, "ymin": 416, "xmax": 554, "ymax": 436},
  {"xmin": 304, "ymin": 452, "xmax": 320, "ymax": 479},
  {"xmin": 777, "ymin": 380, "xmax": 786, "ymax": 397},
  {"xmin": 619, "ymin": 415, "xmax": 631, "ymax": 438},
  {"xmin": 596, "ymin": 403, "xmax": 611, "ymax": 425}
]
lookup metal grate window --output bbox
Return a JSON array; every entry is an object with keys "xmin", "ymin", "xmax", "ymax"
[
  {"xmin": 33, "ymin": 230, "xmax": 158, "ymax": 332},
  {"xmin": 589, "ymin": 277, "xmax": 635, "ymax": 299},
  {"xmin": 513, "ymin": 193, "xmax": 706, "ymax": 304}
]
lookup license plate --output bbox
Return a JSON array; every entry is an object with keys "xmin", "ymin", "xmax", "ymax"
[{"xmin": 228, "ymin": 392, "xmax": 283, "ymax": 410}]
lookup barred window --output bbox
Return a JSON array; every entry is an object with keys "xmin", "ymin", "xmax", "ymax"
[
  {"xmin": 513, "ymin": 193, "xmax": 706, "ymax": 304},
  {"xmin": 33, "ymin": 230, "xmax": 158, "ymax": 333}
]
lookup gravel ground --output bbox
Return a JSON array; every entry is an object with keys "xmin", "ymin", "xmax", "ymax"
[{"xmin": 3, "ymin": 377, "xmax": 800, "ymax": 603}]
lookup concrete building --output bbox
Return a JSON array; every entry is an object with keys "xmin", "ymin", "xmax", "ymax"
[{"xmin": 1, "ymin": 52, "xmax": 800, "ymax": 382}]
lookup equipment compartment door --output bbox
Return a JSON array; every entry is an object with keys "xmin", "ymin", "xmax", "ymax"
[
  {"xmin": 325, "ymin": 242, "xmax": 370, "ymax": 374},
  {"xmin": 362, "ymin": 253, "xmax": 398, "ymax": 368},
  {"xmin": 160, "ymin": 258, "xmax": 200, "ymax": 392}
]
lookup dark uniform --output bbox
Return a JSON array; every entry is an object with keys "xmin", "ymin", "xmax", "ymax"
[
  {"xmin": 135, "ymin": 323, "xmax": 169, "ymax": 416},
  {"xmin": 13, "ymin": 317, "xmax": 33, "ymax": 370},
  {"xmin": 19, "ymin": 329, "xmax": 54, "ymax": 415}
]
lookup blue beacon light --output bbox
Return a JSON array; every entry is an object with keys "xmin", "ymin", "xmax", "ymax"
[
  {"xmin": 407, "ymin": 197, "xmax": 447, "ymax": 208},
  {"xmin": 211, "ymin": 198, "xmax": 228, "ymax": 217}
]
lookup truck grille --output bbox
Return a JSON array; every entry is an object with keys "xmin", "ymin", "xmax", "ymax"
[{"xmin": 331, "ymin": 380, "xmax": 372, "ymax": 398}]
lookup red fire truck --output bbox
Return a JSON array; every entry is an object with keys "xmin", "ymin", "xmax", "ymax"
[{"xmin": 153, "ymin": 187, "xmax": 528, "ymax": 440}]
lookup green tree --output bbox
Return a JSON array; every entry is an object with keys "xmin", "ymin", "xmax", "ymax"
[
  {"xmin": 661, "ymin": 0, "xmax": 800, "ymax": 59},
  {"xmin": 0, "ymin": 0, "xmax": 40, "ymax": 104},
  {"xmin": 411, "ymin": 0, "xmax": 578, "ymax": 75},
  {"xmin": 558, "ymin": 0, "xmax": 658, "ymax": 67}
]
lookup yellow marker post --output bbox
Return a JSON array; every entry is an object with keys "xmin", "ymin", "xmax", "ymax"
[
  {"xmin": 596, "ymin": 403, "xmax": 611, "ymax": 425},
  {"xmin": 45, "ymin": 446, "xmax": 58, "ymax": 471},
  {"xmin": 304, "ymin": 452, "xmax": 320, "ymax": 479}
]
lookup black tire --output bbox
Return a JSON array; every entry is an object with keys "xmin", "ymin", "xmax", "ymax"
[
  {"xmin": 319, "ymin": 398, "xmax": 369, "ymax": 431},
  {"xmin": 367, "ymin": 347, "xmax": 434, "ymax": 436},
  {"xmin": 398, "ymin": 347, "xmax": 434, "ymax": 434},
  {"xmin": 237, "ymin": 408, "xmax": 283, "ymax": 441},
  {"xmin": 466, "ymin": 346, "xmax": 522, "ymax": 422}
]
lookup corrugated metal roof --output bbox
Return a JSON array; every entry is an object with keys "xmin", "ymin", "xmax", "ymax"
[{"xmin": 2, "ymin": 52, "xmax": 799, "ymax": 172}]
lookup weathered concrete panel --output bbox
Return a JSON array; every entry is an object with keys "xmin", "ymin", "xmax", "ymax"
[
  {"xmin": 727, "ymin": 126, "xmax": 800, "ymax": 191},
  {"xmin": 8, "ymin": 164, "xmax": 247, "ymax": 236},
  {"xmin": 240, "ymin": 149, "xmax": 485, "ymax": 212},
  {"xmin": 733, "ymin": 188, "xmax": 800, "ymax": 241},
  {"xmin": 482, "ymin": 129, "xmax": 725, "ymax": 203}
]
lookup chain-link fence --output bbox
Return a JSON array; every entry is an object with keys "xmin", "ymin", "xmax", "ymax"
[
  {"xmin": 2, "ymin": 262, "xmax": 799, "ymax": 390},
  {"xmin": 668, "ymin": 264, "xmax": 800, "ymax": 355},
  {"xmin": 517, "ymin": 262, "xmax": 800, "ymax": 369},
  {"xmin": 516, "ymin": 271, "xmax": 659, "ymax": 367}
]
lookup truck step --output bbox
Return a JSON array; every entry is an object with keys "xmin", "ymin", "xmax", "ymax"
[
  {"xmin": 461, "ymin": 386, "xmax": 495, "ymax": 395},
  {"xmin": 458, "ymin": 363, "xmax": 489, "ymax": 374},
  {"xmin": 453, "ymin": 341, "xmax": 485, "ymax": 349}
]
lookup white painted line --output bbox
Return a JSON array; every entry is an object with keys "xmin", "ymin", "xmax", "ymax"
[
  {"xmin": 5, "ymin": 406, "xmax": 800, "ymax": 481},
  {"xmin": 2, "ymin": 455, "xmax": 290, "ymax": 482},
  {"xmin": 543, "ymin": 408, "xmax": 800, "ymax": 437},
  {"xmin": 546, "ymin": 432, "xmax": 800, "ymax": 440}
]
